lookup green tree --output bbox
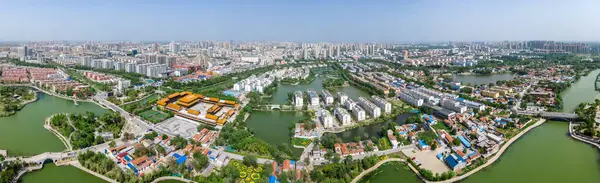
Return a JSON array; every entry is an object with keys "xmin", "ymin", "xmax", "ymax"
[{"xmin": 243, "ymin": 155, "xmax": 258, "ymax": 167}]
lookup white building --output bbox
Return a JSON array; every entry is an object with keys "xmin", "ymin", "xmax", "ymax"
[
  {"xmin": 345, "ymin": 98, "xmax": 357, "ymax": 111},
  {"xmin": 125, "ymin": 63, "xmax": 136, "ymax": 73},
  {"xmin": 352, "ymin": 105, "xmax": 366, "ymax": 121},
  {"xmin": 399, "ymin": 91, "xmax": 424, "ymax": 107},
  {"xmin": 337, "ymin": 92, "xmax": 348, "ymax": 104},
  {"xmin": 117, "ymin": 79, "xmax": 131, "ymax": 94},
  {"xmin": 334, "ymin": 107, "xmax": 352, "ymax": 126},
  {"xmin": 92, "ymin": 60, "xmax": 103, "ymax": 69},
  {"xmin": 322, "ymin": 90, "xmax": 334, "ymax": 105},
  {"xmin": 308, "ymin": 90, "xmax": 319, "ymax": 106},
  {"xmin": 441, "ymin": 98, "xmax": 467, "ymax": 113},
  {"xmin": 294, "ymin": 91, "xmax": 304, "ymax": 108},
  {"xmin": 371, "ymin": 95, "xmax": 392, "ymax": 114},
  {"xmin": 320, "ymin": 110, "xmax": 334, "ymax": 128},
  {"xmin": 114, "ymin": 62, "xmax": 125, "ymax": 71},
  {"xmin": 102, "ymin": 59, "xmax": 114, "ymax": 69},
  {"xmin": 358, "ymin": 97, "xmax": 381, "ymax": 118},
  {"xmin": 80, "ymin": 56, "xmax": 92, "ymax": 67}
]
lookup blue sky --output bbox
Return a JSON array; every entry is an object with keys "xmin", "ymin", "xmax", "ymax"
[{"xmin": 1, "ymin": 0, "xmax": 599, "ymax": 42}]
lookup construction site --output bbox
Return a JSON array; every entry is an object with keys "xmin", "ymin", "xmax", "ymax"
[{"xmin": 157, "ymin": 91, "xmax": 240, "ymax": 126}]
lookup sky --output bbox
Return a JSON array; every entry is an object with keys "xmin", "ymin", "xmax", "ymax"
[{"xmin": 1, "ymin": 0, "xmax": 599, "ymax": 42}]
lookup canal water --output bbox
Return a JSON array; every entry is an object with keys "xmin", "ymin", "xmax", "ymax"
[
  {"xmin": 560, "ymin": 69, "xmax": 600, "ymax": 112},
  {"xmin": 452, "ymin": 73, "xmax": 515, "ymax": 85},
  {"xmin": 331, "ymin": 113, "xmax": 416, "ymax": 142},
  {"xmin": 21, "ymin": 164, "xmax": 107, "ymax": 183},
  {"xmin": 461, "ymin": 121, "xmax": 600, "ymax": 183},
  {"xmin": 0, "ymin": 92, "xmax": 107, "ymax": 156}
]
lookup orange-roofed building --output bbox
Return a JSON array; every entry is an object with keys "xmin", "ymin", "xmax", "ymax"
[
  {"xmin": 282, "ymin": 160, "xmax": 291, "ymax": 171},
  {"xmin": 272, "ymin": 162, "xmax": 278, "ymax": 175}
]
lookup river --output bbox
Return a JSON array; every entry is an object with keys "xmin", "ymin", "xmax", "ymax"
[
  {"xmin": 21, "ymin": 164, "xmax": 107, "ymax": 183},
  {"xmin": 452, "ymin": 73, "xmax": 515, "ymax": 85},
  {"xmin": 0, "ymin": 92, "xmax": 108, "ymax": 156},
  {"xmin": 560, "ymin": 69, "xmax": 600, "ymax": 112}
]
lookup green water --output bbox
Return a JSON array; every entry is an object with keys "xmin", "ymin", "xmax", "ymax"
[
  {"xmin": 358, "ymin": 162, "xmax": 421, "ymax": 183},
  {"xmin": 21, "ymin": 164, "xmax": 107, "ymax": 183},
  {"xmin": 0, "ymin": 92, "xmax": 108, "ymax": 156},
  {"xmin": 461, "ymin": 122, "xmax": 600, "ymax": 183},
  {"xmin": 560, "ymin": 69, "xmax": 600, "ymax": 112},
  {"xmin": 452, "ymin": 73, "xmax": 515, "ymax": 85},
  {"xmin": 332, "ymin": 113, "xmax": 416, "ymax": 142},
  {"xmin": 245, "ymin": 111, "xmax": 307, "ymax": 158},
  {"xmin": 271, "ymin": 76, "xmax": 369, "ymax": 104}
]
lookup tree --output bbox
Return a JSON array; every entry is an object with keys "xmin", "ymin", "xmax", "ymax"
[
  {"xmin": 452, "ymin": 138, "xmax": 462, "ymax": 146},
  {"xmin": 192, "ymin": 152, "xmax": 209, "ymax": 170},
  {"xmin": 332, "ymin": 153, "xmax": 341, "ymax": 163},
  {"xmin": 243, "ymin": 155, "xmax": 258, "ymax": 167},
  {"xmin": 124, "ymin": 132, "xmax": 135, "ymax": 141},
  {"xmin": 109, "ymin": 141, "xmax": 116, "ymax": 148}
]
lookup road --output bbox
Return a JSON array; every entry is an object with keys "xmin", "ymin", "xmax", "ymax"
[{"xmin": 93, "ymin": 92, "xmax": 176, "ymax": 137}]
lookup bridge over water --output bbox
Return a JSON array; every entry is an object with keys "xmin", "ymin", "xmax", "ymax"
[
  {"xmin": 255, "ymin": 104, "xmax": 295, "ymax": 111},
  {"xmin": 515, "ymin": 110, "xmax": 579, "ymax": 121}
]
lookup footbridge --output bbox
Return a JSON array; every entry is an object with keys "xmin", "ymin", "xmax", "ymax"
[
  {"xmin": 255, "ymin": 104, "xmax": 295, "ymax": 111},
  {"xmin": 4, "ymin": 152, "xmax": 77, "ymax": 165}
]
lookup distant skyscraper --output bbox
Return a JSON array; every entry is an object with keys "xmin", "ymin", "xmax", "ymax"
[
  {"xmin": 403, "ymin": 50, "xmax": 408, "ymax": 60},
  {"xmin": 335, "ymin": 46, "xmax": 340, "ymax": 57},
  {"xmin": 169, "ymin": 42, "xmax": 179, "ymax": 53},
  {"xmin": 152, "ymin": 43, "xmax": 159, "ymax": 52}
]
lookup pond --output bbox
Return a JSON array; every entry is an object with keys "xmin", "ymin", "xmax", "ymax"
[{"xmin": 0, "ymin": 92, "xmax": 108, "ymax": 156}]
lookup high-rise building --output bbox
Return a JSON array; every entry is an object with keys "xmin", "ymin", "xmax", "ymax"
[
  {"xmin": 169, "ymin": 42, "xmax": 179, "ymax": 53},
  {"xmin": 403, "ymin": 50, "xmax": 408, "ymax": 60}
]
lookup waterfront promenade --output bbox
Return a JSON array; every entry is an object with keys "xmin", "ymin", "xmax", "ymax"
[{"xmin": 569, "ymin": 122, "xmax": 600, "ymax": 150}]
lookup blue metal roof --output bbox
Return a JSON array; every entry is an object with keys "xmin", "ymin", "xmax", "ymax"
[
  {"xmin": 269, "ymin": 175, "xmax": 279, "ymax": 183},
  {"xmin": 127, "ymin": 163, "xmax": 139, "ymax": 173},
  {"xmin": 457, "ymin": 135, "xmax": 471, "ymax": 148},
  {"xmin": 176, "ymin": 155, "xmax": 187, "ymax": 165}
]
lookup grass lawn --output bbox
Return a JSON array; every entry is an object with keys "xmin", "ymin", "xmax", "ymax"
[
  {"xmin": 432, "ymin": 122, "xmax": 452, "ymax": 132},
  {"xmin": 291, "ymin": 138, "xmax": 312, "ymax": 147},
  {"xmin": 377, "ymin": 137, "xmax": 392, "ymax": 150},
  {"xmin": 139, "ymin": 109, "xmax": 170, "ymax": 123}
]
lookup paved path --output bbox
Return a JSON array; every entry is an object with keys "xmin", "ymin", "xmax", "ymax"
[
  {"xmin": 69, "ymin": 161, "xmax": 119, "ymax": 183},
  {"xmin": 569, "ymin": 122, "xmax": 600, "ymax": 150},
  {"xmin": 350, "ymin": 158, "xmax": 405, "ymax": 183},
  {"xmin": 44, "ymin": 114, "xmax": 73, "ymax": 151},
  {"xmin": 427, "ymin": 119, "xmax": 546, "ymax": 183},
  {"xmin": 150, "ymin": 176, "xmax": 195, "ymax": 183}
]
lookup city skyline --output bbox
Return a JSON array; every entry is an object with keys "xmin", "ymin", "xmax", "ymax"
[{"xmin": 2, "ymin": 0, "xmax": 600, "ymax": 42}]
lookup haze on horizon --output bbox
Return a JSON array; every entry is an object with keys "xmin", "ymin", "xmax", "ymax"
[{"xmin": 1, "ymin": 0, "xmax": 599, "ymax": 42}]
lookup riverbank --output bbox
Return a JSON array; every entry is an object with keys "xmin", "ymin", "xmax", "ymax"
[
  {"xmin": 44, "ymin": 113, "xmax": 73, "ymax": 151},
  {"xmin": 569, "ymin": 122, "xmax": 600, "ymax": 150},
  {"xmin": 399, "ymin": 119, "xmax": 547, "ymax": 183}
]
